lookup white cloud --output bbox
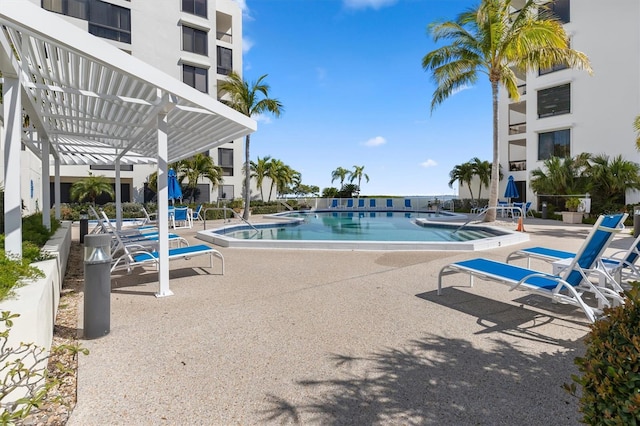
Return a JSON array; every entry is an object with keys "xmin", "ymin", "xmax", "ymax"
[
  {"xmin": 242, "ymin": 36, "xmax": 254, "ymax": 55},
  {"xmin": 362, "ymin": 136, "xmax": 386, "ymax": 147},
  {"xmin": 254, "ymin": 113, "xmax": 272, "ymax": 124},
  {"xmin": 420, "ymin": 159, "xmax": 438, "ymax": 168},
  {"xmin": 451, "ymin": 84, "xmax": 472, "ymax": 95},
  {"xmin": 343, "ymin": 0, "xmax": 398, "ymax": 10}
]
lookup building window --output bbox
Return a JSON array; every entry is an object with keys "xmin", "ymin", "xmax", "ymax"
[
  {"xmin": 182, "ymin": 0, "xmax": 207, "ymax": 17},
  {"xmin": 182, "ymin": 26, "xmax": 208, "ymax": 56},
  {"xmin": 88, "ymin": 1, "xmax": 131, "ymax": 43},
  {"xmin": 43, "ymin": 0, "xmax": 88, "ymax": 19},
  {"xmin": 218, "ymin": 148, "xmax": 233, "ymax": 176},
  {"xmin": 183, "ymin": 64, "xmax": 208, "ymax": 93},
  {"xmin": 217, "ymin": 46, "xmax": 232, "ymax": 75},
  {"xmin": 547, "ymin": 0, "xmax": 570, "ymax": 24},
  {"xmin": 537, "ymin": 83, "xmax": 570, "ymax": 118},
  {"xmin": 538, "ymin": 129, "xmax": 570, "ymax": 160},
  {"xmin": 218, "ymin": 185, "xmax": 234, "ymax": 200}
]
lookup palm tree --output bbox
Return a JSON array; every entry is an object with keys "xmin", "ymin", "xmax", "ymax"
[
  {"xmin": 529, "ymin": 153, "xmax": 591, "ymax": 198},
  {"xmin": 330, "ymin": 167, "xmax": 350, "ymax": 190},
  {"xmin": 448, "ymin": 161, "xmax": 475, "ymax": 202},
  {"xmin": 177, "ymin": 153, "xmax": 224, "ymax": 203},
  {"xmin": 218, "ymin": 71, "xmax": 283, "ymax": 220},
  {"xmin": 70, "ymin": 173, "xmax": 115, "ymax": 205},
  {"xmin": 588, "ymin": 154, "xmax": 640, "ymax": 208},
  {"xmin": 348, "ymin": 165, "xmax": 369, "ymax": 196},
  {"xmin": 471, "ymin": 157, "xmax": 492, "ymax": 201},
  {"xmin": 250, "ymin": 155, "xmax": 272, "ymax": 201},
  {"xmin": 422, "ymin": 0, "xmax": 591, "ymax": 221}
]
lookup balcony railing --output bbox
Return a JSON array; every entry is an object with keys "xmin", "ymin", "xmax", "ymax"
[
  {"xmin": 508, "ymin": 122, "xmax": 526, "ymax": 135},
  {"xmin": 216, "ymin": 31, "xmax": 232, "ymax": 43},
  {"xmin": 509, "ymin": 160, "xmax": 526, "ymax": 172}
]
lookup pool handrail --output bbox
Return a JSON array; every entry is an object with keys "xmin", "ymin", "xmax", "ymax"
[
  {"xmin": 202, "ymin": 207, "xmax": 259, "ymax": 232},
  {"xmin": 453, "ymin": 205, "xmax": 524, "ymax": 234}
]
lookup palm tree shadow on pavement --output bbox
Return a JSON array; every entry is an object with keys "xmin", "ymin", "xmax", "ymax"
[
  {"xmin": 259, "ymin": 290, "xmax": 584, "ymax": 425},
  {"xmin": 259, "ymin": 334, "xmax": 582, "ymax": 425}
]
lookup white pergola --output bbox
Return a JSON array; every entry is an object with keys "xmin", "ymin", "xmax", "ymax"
[{"xmin": 0, "ymin": 1, "xmax": 256, "ymax": 297}]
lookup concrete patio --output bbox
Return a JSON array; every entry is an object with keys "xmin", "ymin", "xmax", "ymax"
[{"xmin": 68, "ymin": 216, "xmax": 626, "ymax": 425}]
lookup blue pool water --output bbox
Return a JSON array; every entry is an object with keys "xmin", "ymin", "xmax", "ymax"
[{"xmin": 218, "ymin": 211, "xmax": 499, "ymax": 242}]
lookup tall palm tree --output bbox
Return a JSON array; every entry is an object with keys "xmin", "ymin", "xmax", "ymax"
[
  {"xmin": 348, "ymin": 165, "xmax": 369, "ymax": 196},
  {"xmin": 250, "ymin": 155, "xmax": 272, "ymax": 201},
  {"xmin": 70, "ymin": 173, "xmax": 115, "ymax": 205},
  {"xmin": 448, "ymin": 161, "xmax": 475, "ymax": 202},
  {"xmin": 422, "ymin": 0, "xmax": 591, "ymax": 221},
  {"xmin": 177, "ymin": 153, "xmax": 224, "ymax": 203},
  {"xmin": 471, "ymin": 157, "xmax": 492, "ymax": 201},
  {"xmin": 331, "ymin": 167, "xmax": 350, "ymax": 190},
  {"xmin": 218, "ymin": 71, "xmax": 283, "ymax": 220}
]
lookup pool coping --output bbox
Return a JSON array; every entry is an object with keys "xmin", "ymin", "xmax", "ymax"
[{"xmin": 195, "ymin": 211, "xmax": 530, "ymax": 251}]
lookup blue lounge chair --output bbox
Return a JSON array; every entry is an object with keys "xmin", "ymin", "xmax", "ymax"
[
  {"xmin": 330, "ymin": 199, "xmax": 340, "ymax": 209},
  {"xmin": 404, "ymin": 199, "xmax": 412, "ymax": 210},
  {"xmin": 507, "ymin": 229, "xmax": 640, "ymax": 292},
  {"xmin": 171, "ymin": 206, "xmax": 193, "ymax": 229},
  {"xmin": 111, "ymin": 244, "xmax": 224, "ymax": 275},
  {"xmin": 369, "ymin": 199, "xmax": 376, "ymax": 209},
  {"xmin": 386, "ymin": 199, "xmax": 394, "ymax": 209},
  {"xmin": 438, "ymin": 214, "xmax": 628, "ymax": 323},
  {"xmin": 192, "ymin": 204, "xmax": 204, "ymax": 221},
  {"xmin": 357, "ymin": 198, "xmax": 366, "ymax": 209},
  {"xmin": 346, "ymin": 199, "xmax": 354, "ymax": 209}
]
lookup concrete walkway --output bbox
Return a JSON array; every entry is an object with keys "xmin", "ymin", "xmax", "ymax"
[{"xmin": 68, "ymin": 216, "xmax": 629, "ymax": 425}]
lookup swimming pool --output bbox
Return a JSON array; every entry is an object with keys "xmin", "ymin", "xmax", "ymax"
[{"xmin": 196, "ymin": 211, "xmax": 529, "ymax": 250}]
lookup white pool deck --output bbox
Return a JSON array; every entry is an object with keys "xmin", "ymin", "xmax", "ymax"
[{"xmin": 68, "ymin": 215, "xmax": 629, "ymax": 425}]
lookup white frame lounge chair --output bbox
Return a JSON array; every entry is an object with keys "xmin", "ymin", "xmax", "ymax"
[
  {"xmin": 506, "ymin": 228, "xmax": 640, "ymax": 293},
  {"xmin": 171, "ymin": 206, "xmax": 193, "ymax": 229},
  {"xmin": 111, "ymin": 244, "xmax": 224, "ymax": 275},
  {"xmin": 357, "ymin": 198, "xmax": 366, "ymax": 209},
  {"xmin": 438, "ymin": 214, "xmax": 628, "ymax": 323},
  {"xmin": 386, "ymin": 199, "xmax": 394, "ymax": 209}
]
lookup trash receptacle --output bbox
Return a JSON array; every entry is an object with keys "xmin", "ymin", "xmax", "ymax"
[
  {"xmin": 541, "ymin": 202, "xmax": 548, "ymax": 220},
  {"xmin": 84, "ymin": 234, "xmax": 112, "ymax": 339},
  {"xmin": 634, "ymin": 206, "xmax": 640, "ymax": 238},
  {"xmin": 79, "ymin": 211, "xmax": 88, "ymax": 244}
]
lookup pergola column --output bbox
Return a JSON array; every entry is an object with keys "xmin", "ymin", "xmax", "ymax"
[
  {"xmin": 54, "ymin": 156, "xmax": 61, "ymax": 220},
  {"xmin": 156, "ymin": 111, "xmax": 172, "ymax": 297},
  {"xmin": 41, "ymin": 136, "xmax": 51, "ymax": 230},
  {"xmin": 2, "ymin": 76, "xmax": 22, "ymax": 258},
  {"xmin": 115, "ymin": 158, "xmax": 122, "ymax": 230}
]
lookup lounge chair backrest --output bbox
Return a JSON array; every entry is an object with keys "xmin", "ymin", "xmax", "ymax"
[
  {"xmin": 174, "ymin": 207, "xmax": 189, "ymax": 221},
  {"xmin": 193, "ymin": 204, "xmax": 203, "ymax": 220},
  {"xmin": 386, "ymin": 199, "xmax": 393, "ymax": 208},
  {"xmin": 346, "ymin": 199, "xmax": 354, "ymax": 208},
  {"xmin": 331, "ymin": 199, "xmax": 338, "ymax": 208},
  {"xmin": 404, "ymin": 199, "xmax": 411, "ymax": 208},
  {"xmin": 562, "ymin": 213, "xmax": 627, "ymax": 286},
  {"xmin": 369, "ymin": 199, "xmax": 376, "ymax": 208},
  {"xmin": 358, "ymin": 199, "xmax": 365, "ymax": 208}
]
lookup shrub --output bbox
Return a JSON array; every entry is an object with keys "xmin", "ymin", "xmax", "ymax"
[
  {"xmin": 0, "ymin": 311, "xmax": 88, "ymax": 422},
  {"xmin": 568, "ymin": 282, "xmax": 640, "ymax": 424}
]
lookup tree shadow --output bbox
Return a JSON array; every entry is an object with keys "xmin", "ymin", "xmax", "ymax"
[{"xmin": 259, "ymin": 293, "xmax": 585, "ymax": 425}]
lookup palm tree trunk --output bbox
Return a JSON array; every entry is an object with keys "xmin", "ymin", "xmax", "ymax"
[
  {"xmin": 243, "ymin": 134, "xmax": 251, "ymax": 220},
  {"xmin": 485, "ymin": 80, "xmax": 500, "ymax": 222}
]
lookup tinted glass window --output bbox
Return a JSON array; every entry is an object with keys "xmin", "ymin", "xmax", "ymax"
[
  {"xmin": 538, "ymin": 83, "xmax": 570, "ymax": 118},
  {"xmin": 538, "ymin": 129, "xmax": 570, "ymax": 160}
]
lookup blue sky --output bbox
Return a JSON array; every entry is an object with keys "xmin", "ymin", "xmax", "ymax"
[{"xmin": 236, "ymin": 0, "xmax": 493, "ymax": 196}]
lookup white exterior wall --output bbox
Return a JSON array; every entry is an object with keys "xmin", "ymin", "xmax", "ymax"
[
  {"xmin": 499, "ymin": 0, "xmax": 640, "ymax": 209},
  {"xmin": 23, "ymin": 0, "xmax": 248, "ymax": 205}
]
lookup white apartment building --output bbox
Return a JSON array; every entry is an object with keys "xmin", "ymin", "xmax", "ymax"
[
  {"xmin": 23, "ymin": 0, "xmax": 246, "ymax": 208},
  {"xmin": 459, "ymin": 0, "xmax": 640, "ymax": 209}
]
